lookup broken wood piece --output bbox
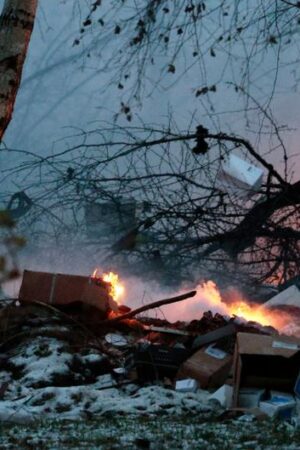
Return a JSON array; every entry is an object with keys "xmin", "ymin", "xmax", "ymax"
[
  {"xmin": 192, "ymin": 323, "xmax": 236, "ymax": 350},
  {"xmin": 143, "ymin": 325, "xmax": 192, "ymax": 336},
  {"xmin": 102, "ymin": 290, "xmax": 197, "ymax": 324}
]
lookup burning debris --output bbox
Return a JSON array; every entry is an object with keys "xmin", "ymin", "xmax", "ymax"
[
  {"xmin": 1, "ymin": 269, "xmax": 300, "ymax": 424},
  {"xmin": 92, "ymin": 268, "xmax": 125, "ymax": 304}
]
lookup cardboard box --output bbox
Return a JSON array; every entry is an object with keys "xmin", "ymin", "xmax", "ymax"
[
  {"xmin": 175, "ymin": 378, "xmax": 198, "ymax": 393},
  {"xmin": 259, "ymin": 399, "xmax": 296, "ymax": 419},
  {"xmin": 177, "ymin": 345, "xmax": 233, "ymax": 389},
  {"xmin": 238, "ymin": 388, "xmax": 265, "ymax": 408},
  {"xmin": 218, "ymin": 154, "xmax": 264, "ymax": 198},
  {"xmin": 270, "ymin": 391, "xmax": 295, "ymax": 402},
  {"xmin": 18, "ymin": 270, "xmax": 118, "ymax": 312},
  {"xmin": 232, "ymin": 333, "xmax": 300, "ymax": 407},
  {"xmin": 208, "ymin": 384, "xmax": 233, "ymax": 408},
  {"xmin": 265, "ymin": 285, "xmax": 300, "ymax": 309}
]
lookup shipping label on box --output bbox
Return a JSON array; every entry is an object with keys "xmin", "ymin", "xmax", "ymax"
[{"xmin": 205, "ymin": 345, "xmax": 228, "ymax": 360}]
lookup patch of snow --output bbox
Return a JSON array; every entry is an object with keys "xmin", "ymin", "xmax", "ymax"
[
  {"xmin": 10, "ymin": 337, "xmax": 73, "ymax": 388},
  {"xmin": 80, "ymin": 353, "xmax": 105, "ymax": 364}
]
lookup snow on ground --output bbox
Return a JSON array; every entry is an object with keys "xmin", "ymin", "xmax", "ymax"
[
  {"xmin": 3, "ymin": 307, "xmax": 300, "ymax": 449},
  {"xmin": 0, "ymin": 333, "xmax": 213, "ymax": 425}
]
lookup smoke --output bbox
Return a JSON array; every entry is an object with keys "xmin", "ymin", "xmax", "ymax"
[
  {"xmin": 122, "ymin": 278, "xmax": 229, "ymax": 322},
  {"xmin": 3, "ymin": 243, "xmax": 300, "ymax": 337},
  {"xmin": 2, "ymin": 242, "xmax": 104, "ymax": 298},
  {"xmin": 122, "ymin": 278, "xmax": 300, "ymax": 336}
]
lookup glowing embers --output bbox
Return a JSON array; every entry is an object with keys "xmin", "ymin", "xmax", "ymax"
[{"xmin": 92, "ymin": 268, "xmax": 124, "ymax": 303}]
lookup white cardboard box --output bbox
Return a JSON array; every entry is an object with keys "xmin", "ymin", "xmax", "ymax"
[
  {"xmin": 259, "ymin": 399, "xmax": 296, "ymax": 418},
  {"xmin": 238, "ymin": 388, "xmax": 265, "ymax": 408},
  {"xmin": 218, "ymin": 153, "xmax": 264, "ymax": 198},
  {"xmin": 175, "ymin": 378, "xmax": 198, "ymax": 393},
  {"xmin": 208, "ymin": 384, "xmax": 233, "ymax": 408},
  {"xmin": 265, "ymin": 285, "xmax": 300, "ymax": 309},
  {"xmin": 270, "ymin": 391, "xmax": 295, "ymax": 402}
]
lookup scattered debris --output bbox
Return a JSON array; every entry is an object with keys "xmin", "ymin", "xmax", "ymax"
[
  {"xmin": 1, "ymin": 268, "xmax": 300, "ymax": 426},
  {"xmin": 128, "ymin": 344, "xmax": 189, "ymax": 383},
  {"xmin": 144, "ymin": 325, "xmax": 192, "ymax": 337}
]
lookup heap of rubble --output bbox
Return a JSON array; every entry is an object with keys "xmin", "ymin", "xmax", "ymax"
[{"xmin": 1, "ymin": 269, "xmax": 300, "ymax": 424}]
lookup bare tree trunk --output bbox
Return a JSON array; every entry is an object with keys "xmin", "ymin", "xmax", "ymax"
[{"xmin": 0, "ymin": 0, "xmax": 38, "ymax": 141}]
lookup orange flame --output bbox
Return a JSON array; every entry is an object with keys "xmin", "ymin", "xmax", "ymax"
[
  {"xmin": 164, "ymin": 280, "xmax": 295, "ymax": 332},
  {"xmin": 228, "ymin": 300, "xmax": 282, "ymax": 328},
  {"xmin": 92, "ymin": 268, "xmax": 124, "ymax": 303},
  {"xmin": 202, "ymin": 281, "xmax": 291, "ymax": 331},
  {"xmin": 103, "ymin": 272, "xmax": 125, "ymax": 302}
]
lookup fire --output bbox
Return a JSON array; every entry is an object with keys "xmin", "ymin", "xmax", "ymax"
[
  {"xmin": 203, "ymin": 281, "xmax": 290, "ymax": 331},
  {"xmin": 92, "ymin": 268, "xmax": 124, "ymax": 303},
  {"xmin": 161, "ymin": 280, "xmax": 293, "ymax": 332},
  {"xmin": 103, "ymin": 272, "xmax": 125, "ymax": 302},
  {"xmin": 228, "ymin": 300, "xmax": 280, "ymax": 327},
  {"xmin": 89, "ymin": 270, "xmax": 296, "ymax": 334}
]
